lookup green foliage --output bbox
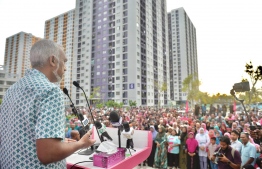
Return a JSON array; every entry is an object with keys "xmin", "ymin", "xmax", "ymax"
[
  {"xmin": 90, "ymin": 87, "xmax": 101, "ymax": 104},
  {"xmin": 238, "ymin": 87, "xmax": 262, "ymax": 104},
  {"xmin": 245, "ymin": 62, "xmax": 262, "ymax": 104},
  {"xmin": 105, "ymin": 100, "xmax": 124, "ymax": 108},
  {"xmin": 129, "ymin": 100, "xmax": 137, "ymax": 107},
  {"xmin": 96, "ymin": 103, "xmax": 104, "ymax": 109},
  {"xmin": 0, "ymin": 99, "xmax": 2, "ymax": 105},
  {"xmin": 197, "ymin": 92, "xmax": 233, "ymax": 104},
  {"xmin": 182, "ymin": 73, "xmax": 201, "ymax": 105},
  {"xmin": 66, "ymin": 114, "xmax": 77, "ymax": 121},
  {"xmin": 118, "ymin": 102, "xmax": 124, "ymax": 108}
]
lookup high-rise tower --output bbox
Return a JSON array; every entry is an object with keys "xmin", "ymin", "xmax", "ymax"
[
  {"xmin": 168, "ymin": 7, "xmax": 198, "ymax": 102},
  {"xmin": 72, "ymin": 0, "xmax": 170, "ymax": 107}
]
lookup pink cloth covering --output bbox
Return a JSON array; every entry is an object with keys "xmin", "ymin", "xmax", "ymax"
[{"xmin": 186, "ymin": 132, "xmax": 198, "ymax": 153}]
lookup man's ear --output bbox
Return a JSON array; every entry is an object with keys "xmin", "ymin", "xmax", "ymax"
[{"xmin": 49, "ymin": 56, "xmax": 56, "ymax": 67}]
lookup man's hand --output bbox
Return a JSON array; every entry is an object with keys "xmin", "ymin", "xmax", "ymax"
[
  {"xmin": 200, "ymin": 146, "xmax": 205, "ymax": 151},
  {"xmin": 78, "ymin": 132, "xmax": 96, "ymax": 149},
  {"xmin": 218, "ymin": 154, "xmax": 229, "ymax": 163}
]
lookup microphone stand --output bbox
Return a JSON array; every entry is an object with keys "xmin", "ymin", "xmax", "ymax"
[
  {"xmin": 63, "ymin": 89, "xmax": 87, "ymax": 133},
  {"xmin": 118, "ymin": 126, "xmax": 121, "ymax": 148},
  {"xmin": 230, "ymin": 89, "xmax": 252, "ymax": 126},
  {"xmin": 73, "ymin": 83, "xmax": 102, "ymax": 156}
]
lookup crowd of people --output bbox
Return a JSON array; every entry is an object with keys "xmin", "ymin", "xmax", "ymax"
[
  {"xmin": 66, "ymin": 105, "xmax": 262, "ymax": 169},
  {"xmin": 1, "ymin": 39, "xmax": 262, "ymax": 169}
]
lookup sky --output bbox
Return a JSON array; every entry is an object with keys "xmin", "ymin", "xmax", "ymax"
[{"xmin": 0, "ymin": 0, "xmax": 261, "ymax": 95}]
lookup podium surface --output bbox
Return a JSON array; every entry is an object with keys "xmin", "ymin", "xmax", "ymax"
[{"xmin": 66, "ymin": 127, "xmax": 152, "ymax": 169}]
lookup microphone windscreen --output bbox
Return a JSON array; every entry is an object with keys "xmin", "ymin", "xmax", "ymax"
[
  {"xmin": 63, "ymin": 88, "xmax": 68, "ymax": 95},
  {"xmin": 123, "ymin": 122, "xmax": 130, "ymax": 132},
  {"xmin": 73, "ymin": 81, "xmax": 80, "ymax": 88},
  {"xmin": 94, "ymin": 121, "xmax": 102, "ymax": 129},
  {"xmin": 109, "ymin": 111, "xmax": 120, "ymax": 122}
]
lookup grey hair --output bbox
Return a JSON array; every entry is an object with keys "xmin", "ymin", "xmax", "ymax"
[{"xmin": 30, "ymin": 39, "xmax": 63, "ymax": 68}]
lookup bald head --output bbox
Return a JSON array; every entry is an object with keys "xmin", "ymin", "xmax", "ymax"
[{"xmin": 71, "ymin": 130, "xmax": 80, "ymax": 141}]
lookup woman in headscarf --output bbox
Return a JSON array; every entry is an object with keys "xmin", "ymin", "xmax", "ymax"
[
  {"xmin": 224, "ymin": 132, "xmax": 231, "ymax": 139},
  {"xmin": 186, "ymin": 132, "xmax": 200, "ymax": 169},
  {"xmin": 220, "ymin": 122, "xmax": 227, "ymax": 135},
  {"xmin": 196, "ymin": 128, "xmax": 210, "ymax": 169},
  {"xmin": 154, "ymin": 126, "xmax": 168, "ymax": 168},
  {"xmin": 179, "ymin": 126, "xmax": 188, "ymax": 169},
  {"xmin": 214, "ymin": 125, "xmax": 222, "ymax": 144},
  {"xmin": 147, "ymin": 125, "xmax": 158, "ymax": 167},
  {"xmin": 208, "ymin": 130, "xmax": 215, "ymax": 139},
  {"xmin": 201, "ymin": 123, "xmax": 209, "ymax": 135}
]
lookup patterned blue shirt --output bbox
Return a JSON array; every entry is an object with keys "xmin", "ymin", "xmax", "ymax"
[{"xmin": 0, "ymin": 69, "xmax": 66, "ymax": 169}]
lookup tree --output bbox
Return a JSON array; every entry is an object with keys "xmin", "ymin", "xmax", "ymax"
[
  {"xmin": 182, "ymin": 73, "xmax": 201, "ymax": 107},
  {"xmin": 96, "ymin": 103, "xmax": 104, "ymax": 109},
  {"xmin": 105, "ymin": 100, "xmax": 116, "ymax": 108},
  {"xmin": 90, "ymin": 87, "xmax": 101, "ymax": 104},
  {"xmin": 0, "ymin": 99, "xmax": 2, "ymax": 105},
  {"xmin": 197, "ymin": 92, "xmax": 210, "ymax": 104},
  {"xmin": 129, "ymin": 100, "xmax": 137, "ymax": 107},
  {"xmin": 105, "ymin": 100, "xmax": 124, "ymax": 108},
  {"xmin": 154, "ymin": 81, "xmax": 168, "ymax": 108},
  {"xmin": 245, "ymin": 62, "xmax": 262, "ymax": 104}
]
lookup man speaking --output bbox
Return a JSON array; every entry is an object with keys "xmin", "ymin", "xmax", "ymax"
[{"xmin": 0, "ymin": 39, "xmax": 95, "ymax": 168}]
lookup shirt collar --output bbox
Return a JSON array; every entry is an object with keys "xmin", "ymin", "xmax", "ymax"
[
  {"xmin": 243, "ymin": 141, "xmax": 250, "ymax": 147},
  {"xmin": 25, "ymin": 69, "xmax": 49, "ymax": 81}
]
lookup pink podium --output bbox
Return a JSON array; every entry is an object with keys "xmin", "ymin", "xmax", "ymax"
[{"xmin": 66, "ymin": 127, "xmax": 152, "ymax": 169}]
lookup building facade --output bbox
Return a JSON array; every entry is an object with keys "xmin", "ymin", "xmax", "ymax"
[
  {"xmin": 0, "ymin": 65, "xmax": 19, "ymax": 100},
  {"xmin": 168, "ymin": 7, "xmax": 198, "ymax": 102},
  {"xmin": 72, "ymin": 0, "xmax": 170, "ymax": 107},
  {"xmin": 4, "ymin": 32, "xmax": 41, "ymax": 78},
  {"xmin": 44, "ymin": 9, "xmax": 75, "ymax": 106}
]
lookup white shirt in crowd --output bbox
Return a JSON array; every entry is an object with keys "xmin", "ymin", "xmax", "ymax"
[
  {"xmin": 230, "ymin": 139, "xmax": 242, "ymax": 153},
  {"xmin": 196, "ymin": 133, "xmax": 210, "ymax": 157}
]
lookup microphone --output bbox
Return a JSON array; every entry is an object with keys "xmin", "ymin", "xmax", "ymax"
[
  {"xmin": 63, "ymin": 88, "xmax": 69, "ymax": 95},
  {"xmin": 72, "ymin": 81, "xmax": 102, "ymax": 143},
  {"xmin": 94, "ymin": 121, "xmax": 113, "ymax": 141},
  {"xmin": 122, "ymin": 122, "xmax": 135, "ymax": 152},
  {"xmin": 63, "ymin": 88, "xmax": 88, "ymax": 129},
  {"xmin": 109, "ymin": 111, "xmax": 122, "ymax": 127},
  {"xmin": 122, "ymin": 122, "xmax": 134, "ymax": 139},
  {"xmin": 73, "ymin": 81, "xmax": 80, "ymax": 88},
  {"xmin": 123, "ymin": 122, "xmax": 131, "ymax": 132},
  {"xmin": 109, "ymin": 111, "xmax": 123, "ymax": 148}
]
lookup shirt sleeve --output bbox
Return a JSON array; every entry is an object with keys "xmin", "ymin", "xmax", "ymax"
[
  {"xmin": 35, "ymin": 87, "xmax": 65, "ymax": 140},
  {"xmin": 249, "ymin": 144, "xmax": 257, "ymax": 159},
  {"xmin": 205, "ymin": 134, "xmax": 210, "ymax": 147}
]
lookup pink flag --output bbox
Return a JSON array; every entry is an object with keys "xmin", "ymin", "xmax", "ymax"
[
  {"xmin": 233, "ymin": 101, "xmax": 236, "ymax": 112},
  {"xmin": 185, "ymin": 101, "xmax": 189, "ymax": 113}
]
